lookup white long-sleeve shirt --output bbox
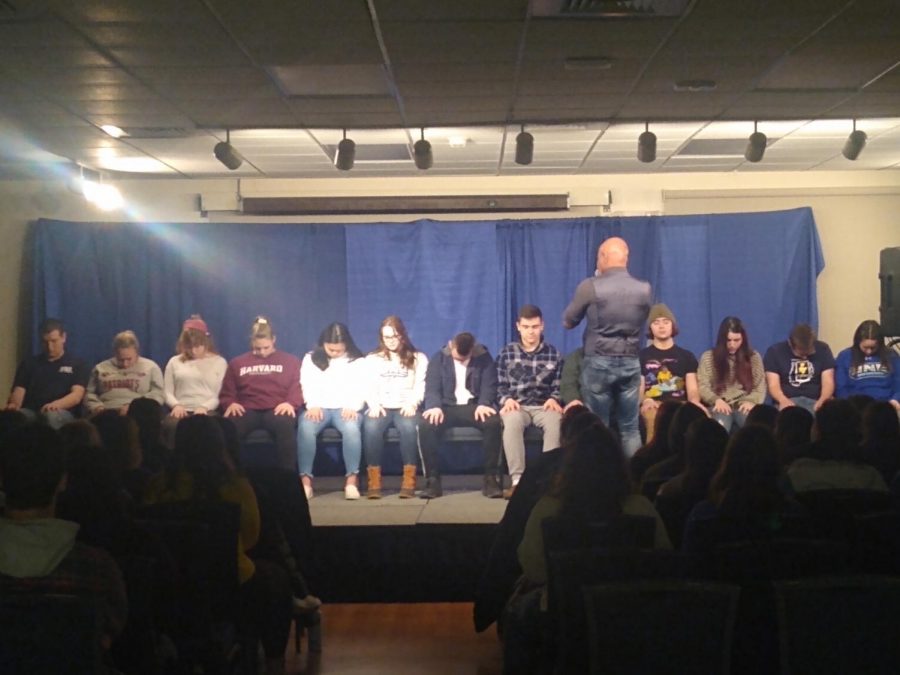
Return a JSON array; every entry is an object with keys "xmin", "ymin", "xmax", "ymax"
[
  {"xmin": 364, "ymin": 351, "xmax": 428, "ymax": 410},
  {"xmin": 300, "ymin": 353, "xmax": 366, "ymax": 411},
  {"xmin": 163, "ymin": 354, "xmax": 227, "ymax": 411}
]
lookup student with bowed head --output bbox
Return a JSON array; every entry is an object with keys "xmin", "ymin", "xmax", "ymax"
[
  {"xmin": 220, "ymin": 317, "xmax": 303, "ymax": 472},
  {"xmin": 697, "ymin": 316, "xmax": 766, "ymax": 432},
  {"xmin": 161, "ymin": 315, "xmax": 227, "ymax": 444},
  {"xmin": 835, "ymin": 320, "xmax": 900, "ymax": 411},
  {"xmin": 85, "ymin": 330, "xmax": 164, "ymax": 416},
  {"xmin": 363, "ymin": 316, "xmax": 428, "ymax": 499},
  {"xmin": 297, "ymin": 322, "xmax": 366, "ymax": 500}
]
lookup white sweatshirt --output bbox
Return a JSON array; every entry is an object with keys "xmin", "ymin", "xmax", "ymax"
[
  {"xmin": 163, "ymin": 354, "xmax": 228, "ymax": 411},
  {"xmin": 364, "ymin": 351, "xmax": 428, "ymax": 410},
  {"xmin": 300, "ymin": 353, "xmax": 366, "ymax": 411}
]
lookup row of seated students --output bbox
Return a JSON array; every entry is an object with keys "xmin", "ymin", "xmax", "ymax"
[
  {"xmin": 0, "ymin": 408, "xmax": 318, "ymax": 675},
  {"xmin": 474, "ymin": 394, "xmax": 900, "ymax": 675},
  {"xmin": 7, "ymin": 310, "xmax": 899, "ymax": 503}
]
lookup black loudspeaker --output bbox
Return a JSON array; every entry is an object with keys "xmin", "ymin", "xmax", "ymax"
[{"xmin": 880, "ymin": 247, "xmax": 900, "ymax": 336}]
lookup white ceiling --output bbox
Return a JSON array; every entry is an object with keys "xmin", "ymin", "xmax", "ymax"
[{"xmin": 0, "ymin": 0, "xmax": 899, "ymax": 179}]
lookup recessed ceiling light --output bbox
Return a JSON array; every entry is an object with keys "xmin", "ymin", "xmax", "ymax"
[
  {"xmin": 564, "ymin": 57, "xmax": 614, "ymax": 71},
  {"xmin": 672, "ymin": 80, "xmax": 717, "ymax": 92},
  {"xmin": 448, "ymin": 136, "xmax": 468, "ymax": 148},
  {"xmin": 100, "ymin": 124, "xmax": 127, "ymax": 138}
]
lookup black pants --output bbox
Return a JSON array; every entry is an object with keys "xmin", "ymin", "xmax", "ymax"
[
  {"xmin": 238, "ymin": 559, "xmax": 293, "ymax": 659},
  {"xmin": 232, "ymin": 409, "xmax": 297, "ymax": 472},
  {"xmin": 417, "ymin": 404, "xmax": 502, "ymax": 477}
]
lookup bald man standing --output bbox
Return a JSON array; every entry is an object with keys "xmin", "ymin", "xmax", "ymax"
[{"xmin": 563, "ymin": 237, "xmax": 652, "ymax": 456}]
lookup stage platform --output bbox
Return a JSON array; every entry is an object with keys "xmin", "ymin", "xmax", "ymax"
[{"xmin": 304, "ymin": 475, "xmax": 505, "ymax": 604}]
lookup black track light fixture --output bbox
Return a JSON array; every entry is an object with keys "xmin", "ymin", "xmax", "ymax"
[
  {"xmin": 842, "ymin": 120, "xmax": 867, "ymax": 161},
  {"xmin": 336, "ymin": 129, "xmax": 356, "ymax": 171},
  {"xmin": 515, "ymin": 125, "xmax": 534, "ymax": 165},
  {"xmin": 213, "ymin": 130, "xmax": 244, "ymax": 170},
  {"xmin": 414, "ymin": 128, "xmax": 433, "ymax": 170},
  {"xmin": 745, "ymin": 121, "xmax": 767, "ymax": 163},
  {"xmin": 637, "ymin": 122, "xmax": 657, "ymax": 163}
]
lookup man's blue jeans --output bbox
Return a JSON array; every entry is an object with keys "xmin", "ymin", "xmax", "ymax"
[
  {"xmin": 580, "ymin": 355, "xmax": 642, "ymax": 456},
  {"xmin": 297, "ymin": 408, "xmax": 363, "ymax": 477}
]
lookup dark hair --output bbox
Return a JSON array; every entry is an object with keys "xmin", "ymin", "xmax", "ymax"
[
  {"xmin": 39, "ymin": 318, "xmax": 65, "ymax": 336},
  {"xmin": 788, "ymin": 324, "xmax": 816, "ymax": 353},
  {"xmin": 170, "ymin": 415, "xmax": 234, "ymax": 501},
  {"xmin": 711, "ymin": 316, "xmax": 754, "ymax": 395},
  {"xmin": 0, "ymin": 425, "xmax": 65, "ymax": 510},
  {"xmin": 59, "ymin": 419, "xmax": 102, "ymax": 451},
  {"xmin": 452, "ymin": 332, "xmax": 476, "ymax": 358},
  {"xmin": 518, "ymin": 304, "xmax": 543, "ymax": 321},
  {"xmin": 812, "ymin": 399, "xmax": 862, "ymax": 462},
  {"xmin": 127, "ymin": 398, "xmax": 165, "ymax": 470},
  {"xmin": 682, "ymin": 417, "xmax": 729, "ymax": 494},
  {"xmin": 862, "ymin": 401, "xmax": 900, "ymax": 444},
  {"xmin": 774, "ymin": 406, "xmax": 814, "ymax": 466},
  {"xmin": 709, "ymin": 425, "xmax": 783, "ymax": 516},
  {"xmin": 91, "ymin": 410, "xmax": 142, "ymax": 476},
  {"xmin": 213, "ymin": 416, "xmax": 242, "ymax": 469},
  {"xmin": 850, "ymin": 320, "xmax": 892, "ymax": 373},
  {"xmin": 560, "ymin": 405, "xmax": 597, "ymax": 446},
  {"xmin": 666, "ymin": 403, "xmax": 708, "ymax": 459},
  {"xmin": 557, "ymin": 422, "xmax": 631, "ymax": 527},
  {"xmin": 372, "ymin": 315, "xmax": 418, "ymax": 370},
  {"xmin": 311, "ymin": 322, "xmax": 363, "ymax": 370},
  {"xmin": 745, "ymin": 403, "xmax": 778, "ymax": 431}
]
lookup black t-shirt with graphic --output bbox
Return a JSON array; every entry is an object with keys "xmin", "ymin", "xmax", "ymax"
[
  {"xmin": 763, "ymin": 340, "xmax": 835, "ymax": 400},
  {"xmin": 639, "ymin": 344, "xmax": 699, "ymax": 402}
]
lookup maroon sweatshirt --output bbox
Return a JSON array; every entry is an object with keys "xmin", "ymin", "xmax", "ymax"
[{"xmin": 219, "ymin": 350, "xmax": 303, "ymax": 412}]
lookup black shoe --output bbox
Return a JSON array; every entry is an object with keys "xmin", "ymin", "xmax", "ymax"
[
  {"xmin": 418, "ymin": 476, "xmax": 443, "ymax": 499},
  {"xmin": 482, "ymin": 474, "xmax": 503, "ymax": 499}
]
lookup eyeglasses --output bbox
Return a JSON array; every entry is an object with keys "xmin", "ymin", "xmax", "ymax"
[{"xmin": 382, "ymin": 333, "xmax": 400, "ymax": 341}]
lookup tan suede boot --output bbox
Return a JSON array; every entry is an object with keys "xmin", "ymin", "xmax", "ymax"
[
  {"xmin": 399, "ymin": 464, "xmax": 417, "ymax": 498},
  {"xmin": 366, "ymin": 466, "xmax": 382, "ymax": 499}
]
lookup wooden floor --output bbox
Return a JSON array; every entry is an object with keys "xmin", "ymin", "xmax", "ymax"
[{"xmin": 284, "ymin": 602, "xmax": 503, "ymax": 675}]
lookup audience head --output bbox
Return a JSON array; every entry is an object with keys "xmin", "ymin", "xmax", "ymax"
[
  {"xmin": 558, "ymin": 421, "xmax": 630, "ymax": 522},
  {"xmin": 710, "ymin": 424, "xmax": 782, "ymax": 515},
  {"xmin": 648, "ymin": 400, "xmax": 683, "ymax": 455},
  {"xmin": 173, "ymin": 415, "xmax": 234, "ymax": 500},
  {"xmin": 177, "ymin": 314, "xmax": 217, "ymax": 360},
  {"xmin": 847, "ymin": 394, "xmax": 875, "ymax": 415},
  {"xmin": 774, "ymin": 406, "xmax": 814, "ymax": 466},
  {"xmin": 862, "ymin": 400, "xmax": 900, "ymax": 444},
  {"xmin": 812, "ymin": 399, "xmax": 862, "ymax": 462},
  {"xmin": 112, "ymin": 330, "xmax": 140, "ymax": 368},
  {"xmin": 745, "ymin": 403, "xmax": 778, "ymax": 430},
  {"xmin": 0, "ymin": 424, "xmax": 65, "ymax": 512},
  {"xmin": 91, "ymin": 410, "xmax": 142, "ymax": 474},
  {"xmin": 667, "ymin": 403, "xmax": 709, "ymax": 459},
  {"xmin": 711, "ymin": 316, "xmax": 754, "ymax": 394},
  {"xmin": 250, "ymin": 316, "xmax": 276, "ymax": 357},
  {"xmin": 850, "ymin": 320, "xmax": 892, "ymax": 371},
  {"xmin": 683, "ymin": 417, "xmax": 729, "ymax": 490},
  {"xmin": 312, "ymin": 322, "xmax": 363, "ymax": 371},
  {"xmin": 213, "ymin": 416, "xmax": 242, "ymax": 469},
  {"xmin": 0, "ymin": 409, "xmax": 28, "ymax": 447},
  {"xmin": 58, "ymin": 419, "xmax": 102, "ymax": 451},
  {"xmin": 560, "ymin": 406, "xmax": 599, "ymax": 448}
]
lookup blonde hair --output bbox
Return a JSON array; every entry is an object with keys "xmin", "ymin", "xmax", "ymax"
[
  {"xmin": 112, "ymin": 330, "xmax": 139, "ymax": 353},
  {"xmin": 250, "ymin": 316, "xmax": 274, "ymax": 342}
]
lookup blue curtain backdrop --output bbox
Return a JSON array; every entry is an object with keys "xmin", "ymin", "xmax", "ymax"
[{"xmin": 31, "ymin": 207, "xmax": 823, "ymax": 370}]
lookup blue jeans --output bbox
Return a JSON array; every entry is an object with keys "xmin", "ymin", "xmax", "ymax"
[
  {"xmin": 363, "ymin": 409, "xmax": 419, "ymax": 467},
  {"xmin": 297, "ymin": 408, "xmax": 363, "ymax": 477},
  {"xmin": 581, "ymin": 355, "xmax": 642, "ymax": 457},
  {"xmin": 19, "ymin": 407, "xmax": 75, "ymax": 430},
  {"xmin": 710, "ymin": 408, "xmax": 750, "ymax": 433},
  {"xmin": 788, "ymin": 396, "xmax": 817, "ymax": 416}
]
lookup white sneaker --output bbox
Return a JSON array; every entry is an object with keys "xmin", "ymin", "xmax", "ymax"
[
  {"xmin": 344, "ymin": 484, "xmax": 360, "ymax": 500},
  {"xmin": 303, "ymin": 484, "xmax": 314, "ymax": 500}
]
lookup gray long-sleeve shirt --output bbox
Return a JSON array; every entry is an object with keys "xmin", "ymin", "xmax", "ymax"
[{"xmin": 563, "ymin": 267, "xmax": 652, "ymax": 357}]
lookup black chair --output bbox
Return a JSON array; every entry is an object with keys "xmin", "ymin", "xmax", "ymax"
[
  {"xmin": 774, "ymin": 575, "xmax": 900, "ymax": 675},
  {"xmin": 853, "ymin": 511, "xmax": 900, "ymax": 575},
  {"xmin": 0, "ymin": 593, "xmax": 103, "ymax": 675},
  {"xmin": 547, "ymin": 548, "xmax": 691, "ymax": 675},
  {"xmin": 794, "ymin": 489, "xmax": 893, "ymax": 542},
  {"xmin": 584, "ymin": 580, "xmax": 740, "ymax": 675}
]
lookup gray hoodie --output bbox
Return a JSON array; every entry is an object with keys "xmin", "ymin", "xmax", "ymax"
[{"xmin": 0, "ymin": 517, "xmax": 79, "ymax": 578}]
